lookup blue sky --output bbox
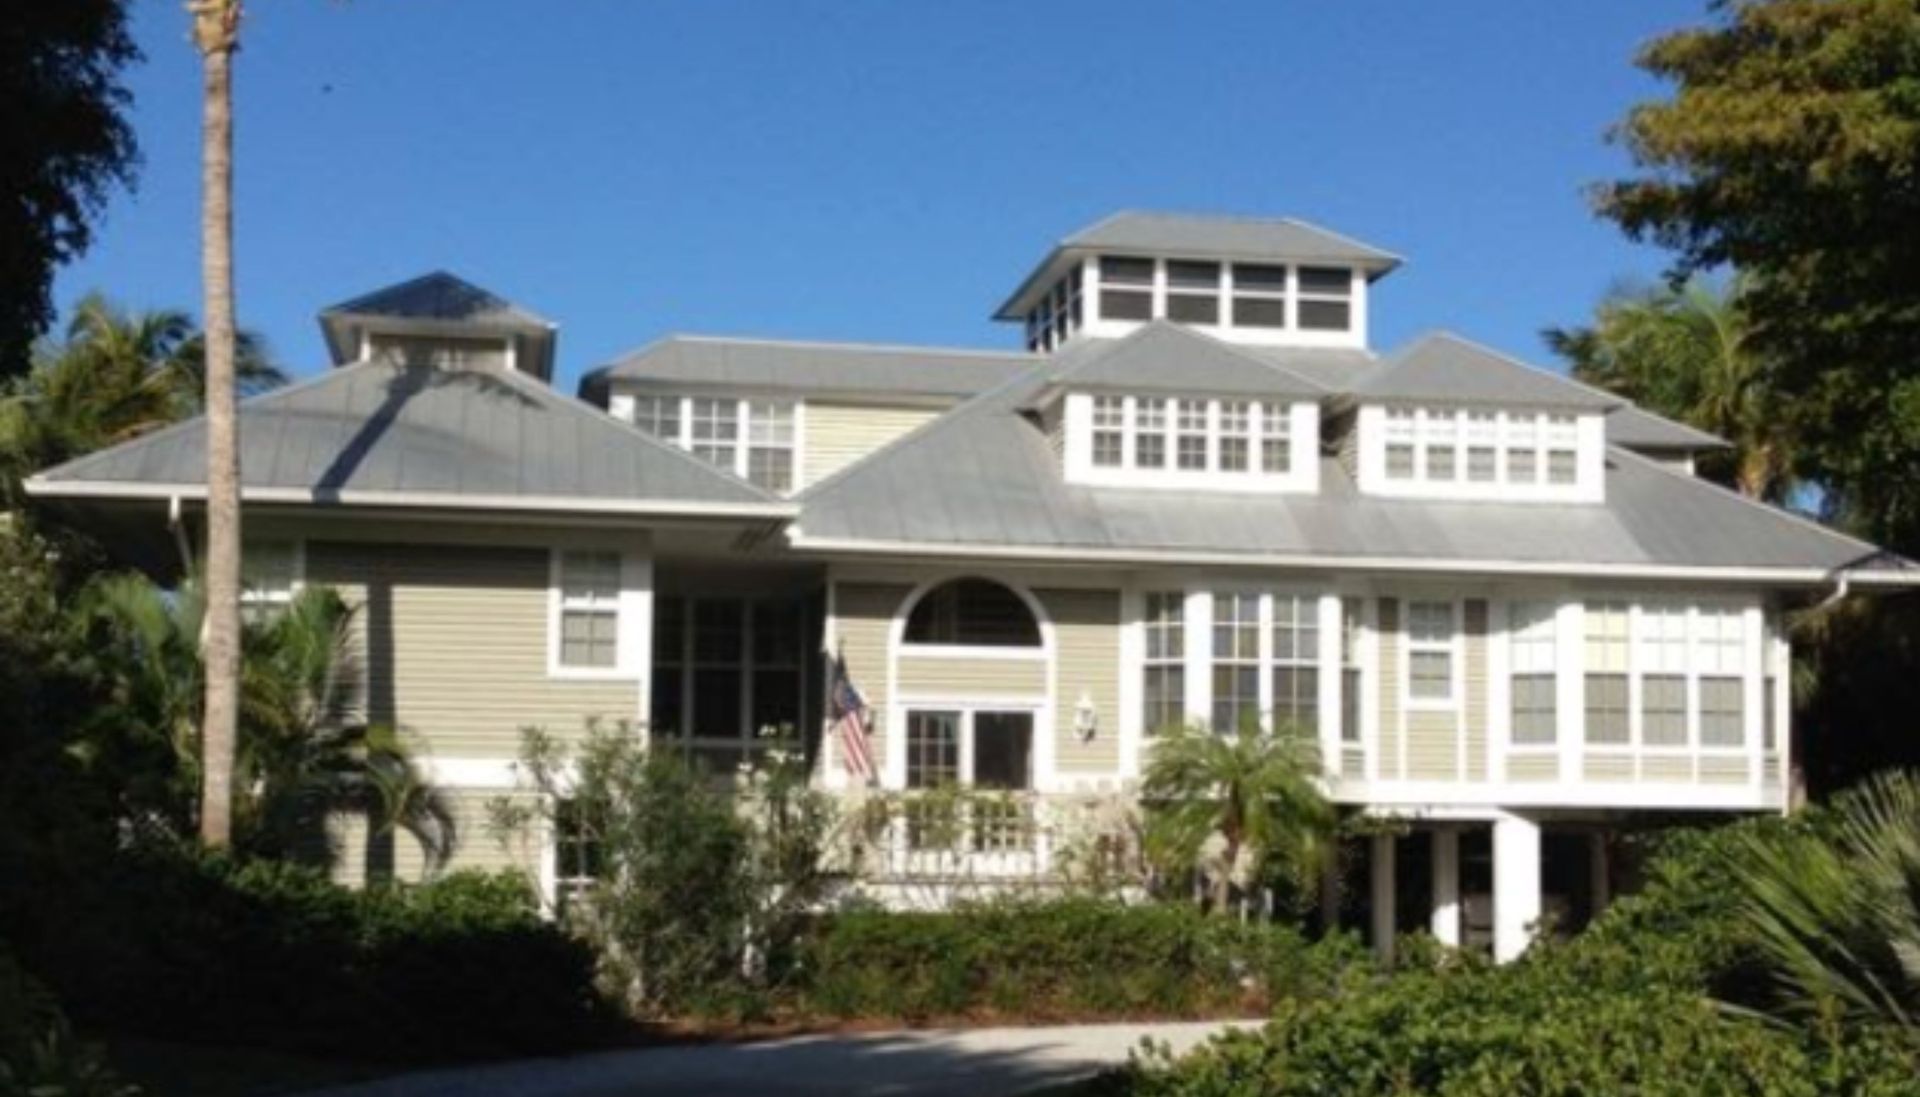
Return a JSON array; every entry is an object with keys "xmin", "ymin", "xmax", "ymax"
[{"xmin": 56, "ymin": 1, "xmax": 1703, "ymax": 393}]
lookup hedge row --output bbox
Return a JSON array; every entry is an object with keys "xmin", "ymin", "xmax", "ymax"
[{"xmin": 787, "ymin": 898, "xmax": 1370, "ymax": 1022}]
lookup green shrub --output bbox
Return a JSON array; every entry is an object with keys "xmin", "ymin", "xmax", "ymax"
[
  {"xmin": 8, "ymin": 849, "xmax": 615, "ymax": 1064},
  {"xmin": 0, "ymin": 950, "xmax": 136, "ymax": 1097},
  {"xmin": 789, "ymin": 898, "xmax": 1366, "ymax": 1022}
]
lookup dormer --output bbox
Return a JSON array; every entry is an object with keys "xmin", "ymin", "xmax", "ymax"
[
  {"xmin": 994, "ymin": 212, "xmax": 1400, "ymax": 354},
  {"xmin": 1043, "ymin": 322, "xmax": 1323, "ymax": 494},
  {"xmin": 1345, "ymin": 334, "xmax": 1617, "ymax": 504},
  {"xmin": 318, "ymin": 271, "xmax": 558, "ymax": 382}
]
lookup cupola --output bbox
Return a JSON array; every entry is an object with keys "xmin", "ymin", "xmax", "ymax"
[{"xmin": 317, "ymin": 271, "xmax": 558, "ymax": 382}]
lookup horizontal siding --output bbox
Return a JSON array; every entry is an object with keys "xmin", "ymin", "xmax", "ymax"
[
  {"xmin": 1042, "ymin": 588, "xmax": 1120, "ymax": 774},
  {"xmin": 1405, "ymin": 710, "xmax": 1458, "ymax": 781},
  {"xmin": 1340, "ymin": 747, "xmax": 1366, "ymax": 781},
  {"xmin": 1377, "ymin": 599, "xmax": 1401, "ymax": 781},
  {"xmin": 309, "ymin": 542, "xmax": 637, "ymax": 760},
  {"xmin": 1701, "ymin": 755, "xmax": 1750, "ymax": 785},
  {"xmin": 1584, "ymin": 753, "xmax": 1634, "ymax": 782},
  {"xmin": 833, "ymin": 582, "xmax": 910, "ymax": 770},
  {"xmin": 323, "ymin": 790, "xmax": 543, "ymax": 888},
  {"xmin": 1642, "ymin": 755, "xmax": 1691, "ymax": 783},
  {"xmin": 1464, "ymin": 600, "xmax": 1488, "ymax": 782},
  {"xmin": 896, "ymin": 656, "xmax": 1046, "ymax": 697},
  {"xmin": 1507, "ymin": 754, "xmax": 1559, "ymax": 782},
  {"xmin": 803, "ymin": 404, "xmax": 938, "ymax": 487}
]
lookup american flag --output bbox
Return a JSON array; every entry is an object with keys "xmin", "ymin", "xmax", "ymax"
[{"xmin": 828, "ymin": 653, "xmax": 877, "ymax": 783}]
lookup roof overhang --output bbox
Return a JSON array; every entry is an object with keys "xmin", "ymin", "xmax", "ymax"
[
  {"xmin": 319, "ymin": 312, "xmax": 558, "ymax": 381},
  {"xmin": 785, "ymin": 530, "xmax": 1920, "ymax": 589}
]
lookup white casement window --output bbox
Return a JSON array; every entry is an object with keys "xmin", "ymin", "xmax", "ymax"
[
  {"xmin": 1505, "ymin": 415, "xmax": 1539, "ymax": 483},
  {"xmin": 650, "ymin": 595, "xmax": 806, "ymax": 747},
  {"xmin": 1696, "ymin": 607, "xmax": 1746, "ymax": 747},
  {"xmin": 1177, "ymin": 400, "xmax": 1209, "ymax": 470},
  {"xmin": 1165, "ymin": 261, "xmax": 1222, "ymax": 325},
  {"xmin": 1583, "ymin": 601, "xmax": 1631, "ymax": 744},
  {"xmin": 1230, "ymin": 264, "xmax": 1289, "ymax": 329},
  {"xmin": 1406, "ymin": 600, "xmax": 1457, "ymax": 704},
  {"xmin": 1385, "ymin": 408, "xmax": 1416, "ymax": 480},
  {"xmin": 1260, "ymin": 401, "xmax": 1292, "ymax": 474},
  {"xmin": 1142, "ymin": 592, "xmax": 1186, "ymax": 735},
  {"xmin": 1465, "ymin": 412, "xmax": 1499, "ymax": 483},
  {"xmin": 1339, "ymin": 597, "xmax": 1364, "ymax": 744},
  {"xmin": 1421, "ymin": 409, "xmax": 1459, "ymax": 481},
  {"xmin": 1135, "ymin": 398, "xmax": 1168, "ymax": 469},
  {"xmin": 1366, "ymin": 405, "xmax": 1597, "ymax": 501},
  {"xmin": 1098, "ymin": 255, "xmax": 1155, "ymax": 322},
  {"xmin": 1093, "ymin": 395, "xmax": 1126, "ymax": 468},
  {"xmin": 1211, "ymin": 593, "xmax": 1261, "ymax": 732},
  {"xmin": 617, "ymin": 395, "xmax": 800, "ymax": 493},
  {"xmin": 1508, "ymin": 600, "xmax": 1558, "ymax": 745},
  {"xmin": 555, "ymin": 551, "xmax": 622, "ymax": 671},
  {"xmin": 1544, "ymin": 415, "xmax": 1579, "ymax": 485},
  {"xmin": 1218, "ymin": 400, "xmax": 1252, "ymax": 472},
  {"xmin": 1296, "ymin": 266, "xmax": 1353, "ymax": 331},
  {"xmin": 241, "ymin": 540, "xmax": 301, "ymax": 624},
  {"xmin": 1270, "ymin": 594, "xmax": 1320, "ymax": 732}
]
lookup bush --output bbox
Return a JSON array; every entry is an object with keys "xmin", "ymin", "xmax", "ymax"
[
  {"xmin": 0, "ymin": 950, "xmax": 136, "ymax": 1097},
  {"xmin": 789, "ymin": 898, "xmax": 1367, "ymax": 1023},
  {"xmin": 8, "ymin": 849, "xmax": 615, "ymax": 1064}
]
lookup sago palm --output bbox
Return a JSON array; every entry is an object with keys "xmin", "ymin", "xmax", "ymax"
[
  {"xmin": 1723, "ymin": 770, "xmax": 1920, "ymax": 1036},
  {"xmin": 1141, "ymin": 718, "xmax": 1336, "ymax": 913}
]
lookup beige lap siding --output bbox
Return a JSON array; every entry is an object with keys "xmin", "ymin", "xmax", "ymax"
[
  {"xmin": 1405, "ymin": 711, "xmax": 1458, "ymax": 781},
  {"xmin": 802, "ymin": 404, "xmax": 939, "ymax": 487},
  {"xmin": 1376, "ymin": 598, "xmax": 1402, "ymax": 780},
  {"xmin": 308, "ymin": 542, "xmax": 638, "ymax": 759},
  {"xmin": 1699, "ymin": 755, "xmax": 1750, "ymax": 784},
  {"xmin": 1042, "ymin": 588, "xmax": 1120, "ymax": 774},
  {"xmin": 321, "ymin": 790, "xmax": 544, "ymax": 887},
  {"xmin": 1507, "ymin": 754, "xmax": 1559, "ymax": 782},
  {"xmin": 1642, "ymin": 755, "xmax": 1691, "ymax": 783},
  {"xmin": 831, "ymin": 582, "xmax": 911, "ymax": 769},
  {"xmin": 895, "ymin": 656, "xmax": 1046, "ymax": 696},
  {"xmin": 1464, "ymin": 600, "xmax": 1489, "ymax": 782}
]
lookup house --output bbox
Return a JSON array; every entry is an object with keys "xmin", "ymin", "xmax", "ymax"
[{"xmin": 28, "ymin": 212, "xmax": 1920, "ymax": 960}]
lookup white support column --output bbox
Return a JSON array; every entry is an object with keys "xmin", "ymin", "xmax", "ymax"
[
  {"xmin": 1370, "ymin": 833, "xmax": 1397, "ymax": 963},
  {"xmin": 1185, "ymin": 589, "xmax": 1213, "ymax": 730},
  {"xmin": 1430, "ymin": 828, "xmax": 1462, "ymax": 947},
  {"xmin": 1316, "ymin": 592, "xmax": 1343, "ymax": 775},
  {"xmin": 1492, "ymin": 812, "xmax": 1542, "ymax": 963}
]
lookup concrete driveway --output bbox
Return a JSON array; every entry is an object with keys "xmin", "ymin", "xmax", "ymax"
[{"xmin": 300, "ymin": 1020, "xmax": 1246, "ymax": 1097}]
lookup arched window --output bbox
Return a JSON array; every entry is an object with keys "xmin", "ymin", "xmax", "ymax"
[{"xmin": 903, "ymin": 578, "xmax": 1042, "ymax": 648}]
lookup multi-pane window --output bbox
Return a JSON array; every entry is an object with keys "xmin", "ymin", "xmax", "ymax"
[
  {"xmin": 746, "ymin": 400, "xmax": 796, "ymax": 492},
  {"xmin": 619, "ymin": 396, "xmax": 799, "ymax": 493},
  {"xmin": 691, "ymin": 600, "xmax": 745, "ymax": 738},
  {"xmin": 629, "ymin": 394, "xmax": 680, "ymax": 440},
  {"xmin": 1376, "ymin": 407, "xmax": 1589, "ymax": 493},
  {"xmin": 1583, "ymin": 602, "xmax": 1631, "ymax": 744},
  {"xmin": 1177, "ymin": 400, "xmax": 1209, "ymax": 470},
  {"xmin": 1339, "ymin": 597, "xmax": 1363, "ymax": 744},
  {"xmin": 1165, "ymin": 261, "xmax": 1221, "ymax": 324},
  {"xmin": 241, "ymin": 541, "xmax": 299, "ymax": 624},
  {"xmin": 1143, "ymin": 592, "xmax": 1187, "ymax": 735},
  {"xmin": 556, "ymin": 551, "xmax": 621, "ymax": 670},
  {"xmin": 552, "ymin": 799, "xmax": 603, "ymax": 914},
  {"xmin": 1231, "ymin": 264, "xmax": 1289, "ymax": 328},
  {"xmin": 1545, "ymin": 415, "xmax": 1579, "ymax": 485},
  {"xmin": 1217, "ymin": 401, "xmax": 1251, "ymax": 472},
  {"xmin": 1407, "ymin": 601, "xmax": 1456, "ymax": 702},
  {"xmin": 1296, "ymin": 266, "xmax": 1353, "ymax": 330},
  {"xmin": 1506, "ymin": 415, "xmax": 1539, "ymax": 483},
  {"xmin": 1093, "ymin": 396, "xmax": 1126, "ymax": 468},
  {"xmin": 1211, "ymin": 594, "xmax": 1261, "ymax": 732},
  {"xmin": 1271, "ymin": 594, "xmax": 1319, "ymax": 732},
  {"xmin": 1422, "ymin": 410, "xmax": 1459, "ymax": 481},
  {"xmin": 1763, "ymin": 612, "xmax": 1781, "ymax": 753},
  {"xmin": 1099, "ymin": 256, "xmax": 1155, "ymax": 322},
  {"xmin": 1385, "ymin": 409, "xmax": 1416, "ymax": 480},
  {"xmin": 1465, "ymin": 412, "xmax": 1498, "ymax": 482},
  {"xmin": 1135, "ymin": 398, "xmax": 1168, "ymax": 469},
  {"xmin": 651, "ymin": 595, "xmax": 806, "ymax": 744},
  {"xmin": 1260, "ymin": 403, "xmax": 1292, "ymax": 473},
  {"xmin": 689, "ymin": 398, "xmax": 738, "ymax": 466},
  {"xmin": 1027, "ymin": 268, "xmax": 1087, "ymax": 352},
  {"xmin": 1509, "ymin": 601, "xmax": 1558, "ymax": 745},
  {"xmin": 1697, "ymin": 608, "xmax": 1745, "ymax": 747},
  {"xmin": 1639, "ymin": 604, "xmax": 1690, "ymax": 746},
  {"xmin": 906, "ymin": 710, "xmax": 960, "ymax": 789}
]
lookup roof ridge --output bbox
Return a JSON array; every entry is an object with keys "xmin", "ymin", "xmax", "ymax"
[
  {"xmin": 627, "ymin": 332, "xmax": 1033, "ymax": 362},
  {"xmin": 320, "ymin": 270, "xmax": 552, "ymax": 327}
]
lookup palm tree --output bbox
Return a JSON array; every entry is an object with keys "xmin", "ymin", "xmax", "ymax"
[
  {"xmin": 190, "ymin": 0, "xmax": 244, "ymax": 849},
  {"xmin": 1723, "ymin": 770, "xmax": 1920, "ymax": 1036},
  {"xmin": 0, "ymin": 293, "xmax": 280, "ymax": 489},
  {"xmin": 1140, "ymin": 718, "xmax": 1336, "ymax": 914},
  {"xmin": 72, "ymin": 575, "xmax": 452, "ymax": 865},
  {"xmin": 1544, "ymin": 276, "xmax": 1794, "ymax": 502}
]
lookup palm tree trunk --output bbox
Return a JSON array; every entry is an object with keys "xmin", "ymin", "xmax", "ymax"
[{"xmin": 192, "ymin": 0, "xmax": 242, "ymax": 848}]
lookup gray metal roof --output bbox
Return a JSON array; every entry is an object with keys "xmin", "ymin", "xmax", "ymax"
[
  {"xmin": 1606, "ymin": 404, "xmax": 1731, "ymax": 451},
  {"xmin": 1037, "ymin": 323, "xmax": 1327, "ymax": 400},
  {"xmin": 584, "ymin": 335, "xmax": 1033, "ymax": 403},
  {"xmin": 321, "ymin": 271, "xmax": 554, "ymax": 329},
  {"xmin": 797, "ymin": 369, "xmax": 1903, "ymax": 577},
  {"xmin": 1347, "ymin": 333, "xmax": 1622, "ymax": 411},
  {"xmin": 29, "ymin": 360, "xmax": 784, "ymax": 514},
  {"xmin": 994, "ymin": 211, "xmax": 1402, "ymax": 321}
]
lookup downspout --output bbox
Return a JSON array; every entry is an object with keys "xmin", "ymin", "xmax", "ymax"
[
  {"xmin": 167, "ymin": 493, "xmax": 196, "ymax": 575},
  {"xmin": 1812, "ymin": 570, "xmax": 1851, "ymax": 615}
]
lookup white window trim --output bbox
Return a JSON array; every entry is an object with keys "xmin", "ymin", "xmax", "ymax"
[
  {"xmin": 1403, "ymin": 598, "xmax": 1462, "ymax": 710},
  {"xmin": 612, "ymin": 393, "xmax": 805, "ymax": 495},
  {"xmin": 1504, "ymin": 598, "xmax": 1560, "ymax": 753},
  {"xmin": 240, "ymin": 538, "xmax": 305, "ymax": 615},
  {"xmin": 546, "ymin": 549, "xmax": 649, "ymax": 681},
  {"xmin": 650, "ymin": 593, "xmax": 807, "ymax": 745},
  {"xmin": 1355, "ymin": 404, "xmax": 1605, "ymax": 504},
  {"xmin": 1080, "ymin": 257, "xmax": 1366, "ymax": 349},
  {"xmin": 1063, "ymin": 392, "xmax": 1319, "ymax": 494}
]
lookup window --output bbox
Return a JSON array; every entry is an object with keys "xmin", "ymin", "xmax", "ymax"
[
  {"xmin": 1232, "ymin": 264, "xmax": 1289, "ymax": 328},
  {"xmin": 1143, "ymin": 592, "xmax": 1186, "ymax": 735},
  {"xmin": 1260, "ymin": 402, "xmax": 1292, "ymax": 474},
  {"xmin": 905, "ymin": 710, "xmax": 1035, "ymax": 852},
  {"xmin": 1385, "ymin": 409, "xmax": 1416, "ymax": 480},
  {"xmin": 1421, "ymin": 410, "xmax": 1459, "ymax": 481},
  {"xmin": 651, "ymin": 596, "xmax": 686, "ymax": 733},
  {"xmin": 1545, "ymin": 415, "xmax": 1578, "ymax": 485},
  {"xmin": 906, "ymin": 710, "xmax": 960, "ymax": 788},
  {"xmin": 552, "ymin": 800, "xmax": 603, "ymax": 914},
  {"xmin": 1218, "ymin": 401, "xmax": 1251, "ymax": 472},
  {"xmin": 1271, "ymin": 594, "xmax": 1319, "ymax": 732},
  {"xmin": 651, "ymin": 595, "xmax": 805, "ymax": 747},
  {"xmin": 1176, "ymin": 400, "xmax": 1209, "ymax": 470},
  {"xmin": 1135, "ymin": 398, "xmax": 1167, "ymax": 469},
  {"xmin": 1407, "ymin": 601, "xmax": 1455, "ymax": 702},
  {"xmin": 746, "ymin": 400, "xmax": 796, "ymax": 492},
  {"xmin": 1165, "ymin": 261, "xmax": 1221, "ymax": 324},
  {"xmin": 1211, "ymin": 593, "xmax": 1261, "ymax": 732},
  {"xmin": 1296, "ymin": 266, "xmax": 1352, "ymax": 331},
  {"xmin": 1027, "ymin": 269, "xmax": 1086, "ymax": 352},
  {"xmin": 691, "ymin": 600, "xmax": 744, "ymax": 738},
  {"xmin": 904, "ymin": 579, "xmax": 1042, "ymax": 647},
  {"xmin": 241, "ymin": 541, "xmax": 299, "ymax": 624},
  {"xmin": 751, "ymin": 601, "xmax": 802, "ymax": 736},
  {"xmin": 1374, "ymin": 407, "xmax": 1592, "ymax": 496},
  {"xmin": 629, "ymin": 394, "xmax": 680, "ymax": 440},
  {"xmin": 1697, "ymin": 608, "xmax": 1745, "ymax": 747},
  {"xmin": 1099, "ymin": 255, "xmax": 1154, "ymax": 321},
  {"xmin": 1509, "ymin": 601, "xmax": 1557, "ymax": 745},
  {"xmin": 1701, "ymin": 678, "xmax": 1744, "ymax": 747},
  {"xmin": 1584, "ymin": 602, "xmax": 1630, "ymax": 744},
  {"xmin": 973, "ymin": 712, "xmax": 1032, "ymax": 790},
  {"xmin": 1637, "ymin": 604, "xmax": 1690, "ymax": 747},
  {"xmin": 1339, "ymin": 597, "xmax": 1363, "ymax": 744},
  {"xmin": 1763, "ymin": 612, "xmax": 1781, "ymax": 753},
  {"xmin": 1506, "ymin": 415, "xmax": 1539, "ymax": 484},
  {"xmin": 689, "ymin": 397, "xmax": 738, "ymax": 466},
  {"xmin": 1466, "ymin": 412, "xmax": 1498, "ymax": 482},
  {"xmin": 1093, "ymin": 395, "xmax": 1126, "ymax": 468},
  {"xmin": 556, "ymin": 551, "xmax": 621, "ymax": 670}
]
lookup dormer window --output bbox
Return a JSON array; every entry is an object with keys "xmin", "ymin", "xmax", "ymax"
[
  {"xmin": 1098, "ymin": 257, "xmax": 1154, "ymax": 321},
  {"xmin": 621, "ymin": 394, "xmax": 800, "ymax": 494},
  {"xmin": 1064, "ymin": 392, "xmax": 1318, "ymax": 493},
  {"xmin": 1296, "ymin": 266, "xmax": 1354, "ymax": 331},
  {"xmin": 1231, "ymin": 265, "xmax": 1289, "ymax": 328},
  {"xmin": 1166, "ymin": 261, "xmax": 1221, "ymax": 324},
  {"xmin": 1358, "ymin": 404, "xmax": 1603, "ymax": 502}
]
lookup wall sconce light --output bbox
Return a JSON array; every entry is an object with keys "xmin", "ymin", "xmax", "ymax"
[{"xmin": 1073, "ymin": 691, "xmax": 1099, "ymax": 742}]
